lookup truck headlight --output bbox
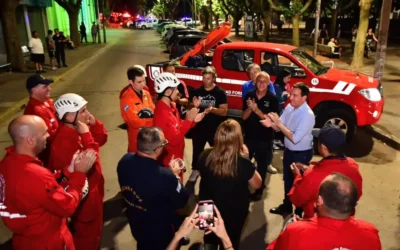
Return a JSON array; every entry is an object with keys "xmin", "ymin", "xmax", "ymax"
[{"xmin": 359, "ymin": 88, "xmax": 382, "ymax": 101}]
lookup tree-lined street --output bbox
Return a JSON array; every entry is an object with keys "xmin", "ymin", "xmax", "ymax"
[{"xmin": 0, "ymin": 28, "xmax": 399, "ymax": 249}]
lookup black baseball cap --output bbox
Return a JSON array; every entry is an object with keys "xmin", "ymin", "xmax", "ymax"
[
  {"xmin": 26, "ymin": 74, "xmax": 54, "ymax": 90},
  {"xmin": 312, "ymin": 124, "xmax": 346, "ymax": 152}
]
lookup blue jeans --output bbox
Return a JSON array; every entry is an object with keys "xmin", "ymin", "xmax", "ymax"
[{"xmin": 283, "ymin": 148, "xmax": 313, "ymax": 210}]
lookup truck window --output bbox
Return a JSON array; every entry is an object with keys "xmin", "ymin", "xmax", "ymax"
[
  {"xmin": 222, "ymin": 50, "xmax": 254, "ymax": 72},
  {"xmin": 178, "ymin": 37, "xmax": 201, "ymax": 46},
  {"xmin": 260, "ymin": 52, "xmax": 278, "ymax": 75},
  {"xmin": 277, "ymin": 54, "xmax": 304, "ymax": 77}
]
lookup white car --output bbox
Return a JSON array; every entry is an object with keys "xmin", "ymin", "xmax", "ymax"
[{"xmin": 137, "ymin": 19, "xmax": 158, "ymax": 29}]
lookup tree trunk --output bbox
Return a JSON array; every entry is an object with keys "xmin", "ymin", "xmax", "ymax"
[
  {"xmin": 262, "ymin": 10, "xmax": 272, "ymax": 42},
  {"xmin": 292, "ymin": 14, "xmax": 300, "ymax": 46},
  {"xmin": 202, "ymin": 6, "xmax": 210, "ymax": 30},
  {"xmin": 68, "ymin": 11, "xmax": 80, "ymax": 46},
  {"xmin": 233, "ymin": 16, "xmax": 240, "ymax": 36},
  {"xmin": 330, "ymin": 8, "xmax": 338, "ymax": 37},
  {"xmin": 350, "ymin": 0, "xmax": 372, "ymax": 69},
  {"xmin": 208, "ymin": 0, "xmax": 213, "ymax": 30},
  {"xmin": 0, "ymin": 3, "xmax": 26, "ymax": 71}
]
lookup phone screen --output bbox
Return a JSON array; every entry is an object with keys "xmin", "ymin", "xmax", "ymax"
[{"xmin": 197, "ymin": 201, "xmax": 214, "ymax": 230}]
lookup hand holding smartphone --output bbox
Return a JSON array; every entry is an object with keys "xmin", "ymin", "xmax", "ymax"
[{"xmin": 196, "ymin": 200, "xmax": 215, "ymax": 230}]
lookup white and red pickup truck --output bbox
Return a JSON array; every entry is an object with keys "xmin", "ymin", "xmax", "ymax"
[{"xmin": 145, "ymin": 23, "xmax": 384, "ymax": 140}]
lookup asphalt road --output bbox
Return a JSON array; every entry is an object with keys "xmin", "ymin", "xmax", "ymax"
[{"xmin": 0, "ymin": 28, "xmax": 399, "ymax": 250}]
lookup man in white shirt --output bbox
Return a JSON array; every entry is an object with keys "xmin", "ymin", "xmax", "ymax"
[
  {"xmin": 28, "ymin": 31, "xmax": 45, "ymax": 74},
  {"xmin": 261, "ymin": 83, "xmax": 315, "ymax": 216}
]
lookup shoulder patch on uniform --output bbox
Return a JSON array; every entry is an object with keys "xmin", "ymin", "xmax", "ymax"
[{"xmin": 124, "ymin": 104, "xmax": 129, "ymax": 111}]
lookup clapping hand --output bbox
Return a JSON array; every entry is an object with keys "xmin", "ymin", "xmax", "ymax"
[
  {"xmin": 192, "ymin": 96, "xmax": 201, "ymax": 108},
  {"xmin": 267, "ymin": 112, "xmax": 280, "ymax": 123},
  {"xmin": 260, "ymin": 114, "xmax": 273, "ymax": 128},
  {"xmin": 246, "ymin": 98, "xmax": 257, "ymax": 112}
]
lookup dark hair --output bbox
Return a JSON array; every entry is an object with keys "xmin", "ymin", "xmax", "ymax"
[
  {"xmin": 137, "ymin": 127, "xmax": 162, "ymax": 154},
  {"xmin": 127, "ymin": 67, "xmax": 145, "ymax": 81},
  {"xmin": 162, "ymin": 62, "xmax": 174, "ymax": 71},
  {"xmin": 54, "ymin": 29, "xmax": 59, "ymax": 32},
  {"xmin": 31, "ymin": 31, "xmax": 37, "ymax": 36},
  {"xmin": 48, "ymin": 30, "xmax": 53, "ymax": 35},
  {"xmin": 274, "ymin": 69, "xmax": 291, "ymax": 89},
  {"xmin": 319, "ymin": 173, "xmax": 358, "ymax": 215},
  {"xmin": 293, "ymin": 82, "xmax": 309, "ymax": 98}
]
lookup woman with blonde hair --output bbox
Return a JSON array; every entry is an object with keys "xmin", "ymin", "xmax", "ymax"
[{"xmin": 196, "ymin": 119, "xmax": 262, "ymax": 250}]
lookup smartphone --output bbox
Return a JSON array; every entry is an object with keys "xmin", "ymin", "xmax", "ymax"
[{"xmin": 197, "ymin": 200, "xmax": 215, "ymax": 230}]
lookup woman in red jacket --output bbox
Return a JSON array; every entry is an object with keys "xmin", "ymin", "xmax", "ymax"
[{"xmin": 153, "ymin": 72, "xmax": 205, "ymax": 181}]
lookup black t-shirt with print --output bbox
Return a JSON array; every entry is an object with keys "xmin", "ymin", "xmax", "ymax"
[
  {"xmin": 197, "ymin": 148, "xmax": 256, "ymax": 214},
  {"xmin": 192, "ymin": 85, "xmax": 228, "ymax": 131},
  {"xmin": 243, "ymin": 90, "xmax": 279, "ymax": 141}
]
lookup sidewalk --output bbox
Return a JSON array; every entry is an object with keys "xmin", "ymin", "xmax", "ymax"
[{"xmin": 0, "ymin": 42, "xmax": 109, "ymax": 125}]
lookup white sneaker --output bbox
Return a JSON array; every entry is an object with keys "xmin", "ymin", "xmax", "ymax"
[
  {"xmin": 188, "ymin": 170, "xmax": 200, "ymax": 182},
  {"xmin": 267, "ymin": 165, "xmax": 278, "ymax": 174}
]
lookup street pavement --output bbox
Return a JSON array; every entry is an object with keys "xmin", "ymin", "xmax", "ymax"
[{"xmin": 0, "ymin": 28, "xmax": 399, "ymax": 250}]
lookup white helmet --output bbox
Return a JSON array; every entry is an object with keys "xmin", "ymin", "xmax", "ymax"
[
  {"xmin": 154, "ymin": 72, "xmax": 180, "ymax": 93},
  {"xmin": 54, "ymin": 93, "xmax": 88, "ymax": 120},
  {"xmin": 133, "ymin": 65, "xmax": 147, "ymax": 77}
]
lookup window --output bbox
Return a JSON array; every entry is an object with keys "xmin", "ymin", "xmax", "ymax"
[
  {"xmin": 260, "ymin": 52, "xmax": 278, "ymax": 75},
  {"xmin": 179, "ymin": 37, "xmax": 201, "ymax": 46},
  {"xmin": 222, "ymin": 50, "xmax": 254, "ymax": 72},
  {"xmin": 277, "ymin": 54, "xmax": 305, "ymax": 77}
]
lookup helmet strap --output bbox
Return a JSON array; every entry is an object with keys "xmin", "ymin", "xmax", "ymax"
[
  {"xmin": 63, "ymin": 111, "xmax": 79, "ymax": 126},
  {"xmin": 163, "ymin": 87, "xmax": 176, "ymax": 102}
]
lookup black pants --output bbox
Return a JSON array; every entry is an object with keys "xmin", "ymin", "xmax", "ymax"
[
  {"xmin": 204, "ymin": 208, "xmax": 248, "ymax": 250},
  {"xmin": 191, "ymin": 127, "xmax": 216, "ymax": 169},
  {"xmin": 245, "ymin": 138, "xmax": 273, "ymax": 194},
  {"xmin": 80, "ymin": 33, "xmax": 88, "ymax": 43},
  {"xmin": 55, "ymin": 48, "xmax": 66, "ymax": 66},
  {"xmin": 282, "ymin": 148, "xmax": 313, "ymax": 211}
]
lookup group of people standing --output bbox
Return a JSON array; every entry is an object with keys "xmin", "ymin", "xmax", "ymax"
[{"xmin": 80, "ymin": 21, "xmax": 100, "ymax": 44}]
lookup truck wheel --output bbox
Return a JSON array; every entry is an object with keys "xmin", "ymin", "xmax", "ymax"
[
  {"xmin": 141, "ymin": 25, "xmax": 146, "ymax": 30},
  {"xmin": 314, "ymin": 109, "xmax": 356, "ymax": 151}
]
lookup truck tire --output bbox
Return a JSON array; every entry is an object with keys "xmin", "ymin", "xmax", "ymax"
[
  {"xmin": 141, "ymin": 25, "xmax": 146, "ymax": 30},
  {"xmin": 314, "ymin": 109, "xmax": 356, "ymax": 152}
]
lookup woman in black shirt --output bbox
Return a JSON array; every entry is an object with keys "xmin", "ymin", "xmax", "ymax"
[{"xmin": 197, "ymin": 119, "xmax": 262, "ymax": 250}]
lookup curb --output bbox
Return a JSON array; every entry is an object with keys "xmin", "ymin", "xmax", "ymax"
[
  {"xmin": 0, "ymin": 43, "xmax": 112, "ymax": 123},
  {"xmin": 366, "ymin": 125, "xmax": 400, "ymax": 151}
]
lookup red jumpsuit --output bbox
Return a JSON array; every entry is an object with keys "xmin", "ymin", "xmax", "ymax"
[
  {"xmin": 120, "ymin": 85, "xmax": 155, "ymax": 153},
  {"xmin": 153, "ymin": 101, "xmax": 195, "ymax": 180},
  {"xmin": 23, "ymin": 97, "xmax": 59, "ymax": 166},
  {"xmin": 48, "ymin": 119, "xmax": 108, "ymax": 250},
  {"xmin": 288, "ymin": 156, "xmax": 363, "ymax": 218},
  {"xmin": 267, "ymin": 216, "xmax": 381, "ymax": 250},
  {"xmin": 0, "ymin": 146, "xmax": 87, "ymax": 250}
]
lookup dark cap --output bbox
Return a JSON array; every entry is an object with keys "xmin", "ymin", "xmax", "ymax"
[
  {"xmin": 26, "ymin": 74, "xmax": 54, "ymax": 90},
  {"xmin": 312, "ymin": 124, "xmax": 346, "ymax": 152}
]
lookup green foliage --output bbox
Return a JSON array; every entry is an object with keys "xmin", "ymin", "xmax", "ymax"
[{"xmin": 151, "ymin": 0, "xmax": 166, "ymax": 18}]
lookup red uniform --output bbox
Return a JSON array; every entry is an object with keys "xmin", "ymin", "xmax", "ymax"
[
  {"xmin": 48, "ymin": 120, "xmax": 108, "ymax": 250},
  {"xmin": 288, "ymin": 156, "xmax": 363, "ymax": 218},
  {"xmin": 0, "ymin": 146, "xmax": 87, "ymax": 250},
  {"xmin": 267, "ymin": 216, "xmax": 381, "ymax": 250},
  {"xmin": 23, "ymin": 97, "xmax": 59, "ymax": 165},
  {"xmin": 119, "ymin": 85, "xmax": 155, "ymax": 153},
  {"xmin": 153, "ymin": 101, "xmax": 195, "ymax": 179}
]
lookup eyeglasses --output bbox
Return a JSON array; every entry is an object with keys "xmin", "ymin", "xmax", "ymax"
[{"xmin": 153, "ymin": 139, "xmax": 169, "ymax": 152}]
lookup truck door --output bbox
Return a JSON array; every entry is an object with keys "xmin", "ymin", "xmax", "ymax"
[{"xmin": 217, "ymin": 49, "xmax": 255, "ymax": 114}]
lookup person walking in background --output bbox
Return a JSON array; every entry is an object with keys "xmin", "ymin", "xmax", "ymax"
[
  {"xmin": 365, "ymin": 28, "xmax": 378, "ymax": 58},
  {"xmin": 45, "ymin": 30, "xmax": 57, "ymax": 71},
  {"xmin": 196, "ymin": 119, "xmax": 262, "ymax": 249},
  {"xmin": 91, "ymin": 22, "xmax": 98, "ymax": 43},
  {"xmin": 52, "ymin": 29, "xmax": 68, "ymax": 67},
  {"xmin": 351, "ymin": 24, "xmax": 358, "ymax": 54},
  {"xmin": 28, "ymin": 31, "xmax": 45, "ymax": 74},
  {"xmin": 80, "ymin": 22, "xmax": 88, "ymax": 43}
]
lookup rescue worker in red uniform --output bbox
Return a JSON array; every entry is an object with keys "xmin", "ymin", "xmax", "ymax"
[
  {"xmin": 120, "ymin": 66, "xmax": 155, "ymax": 153},
  {"xmin": 288, "ymin": 124, "xmax": 363, "ymax": 218},
  {"xmin": 153, "ymin": 72, "xmax": 206, "ymax": 180},
  {"xmin": 23, "ymin": 74, "xmax": 59, "ymax": 166},
  {"xmin": 267, "ymin": 173, "xmax": 381, "ymax": 250},
  {"xmin": 0, "ymin": 115, "xmax": 96, "ymax": 250},
  {"xmin": 49, "ymin": 93, "xmax": 108, "ymax": 250}
]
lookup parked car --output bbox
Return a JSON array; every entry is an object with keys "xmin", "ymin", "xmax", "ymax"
[
  {"xmin": 169, "ymin": 34, "xmax": 204, "ymax": 60},
  {"xmin": 161, "ymin": 24, "xmax": 185, "ymax": 38},
  {"xmin": 164, "ymin": 27, "xmax": 192, "ymax": 42},
  {"xmin": 146, "ymin": 29, "xmax": 384, "ymax": 141},
  {"xmin": 156, "ymin": 22, "xmax": 172, "ymax": 33},
  {"xmin": 166, "ymin": 29, "xmax": 207, "ymax": 50},
  {"xmin": 136, "ymin": 19, "xmax": 158, "ymax": 29}
]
